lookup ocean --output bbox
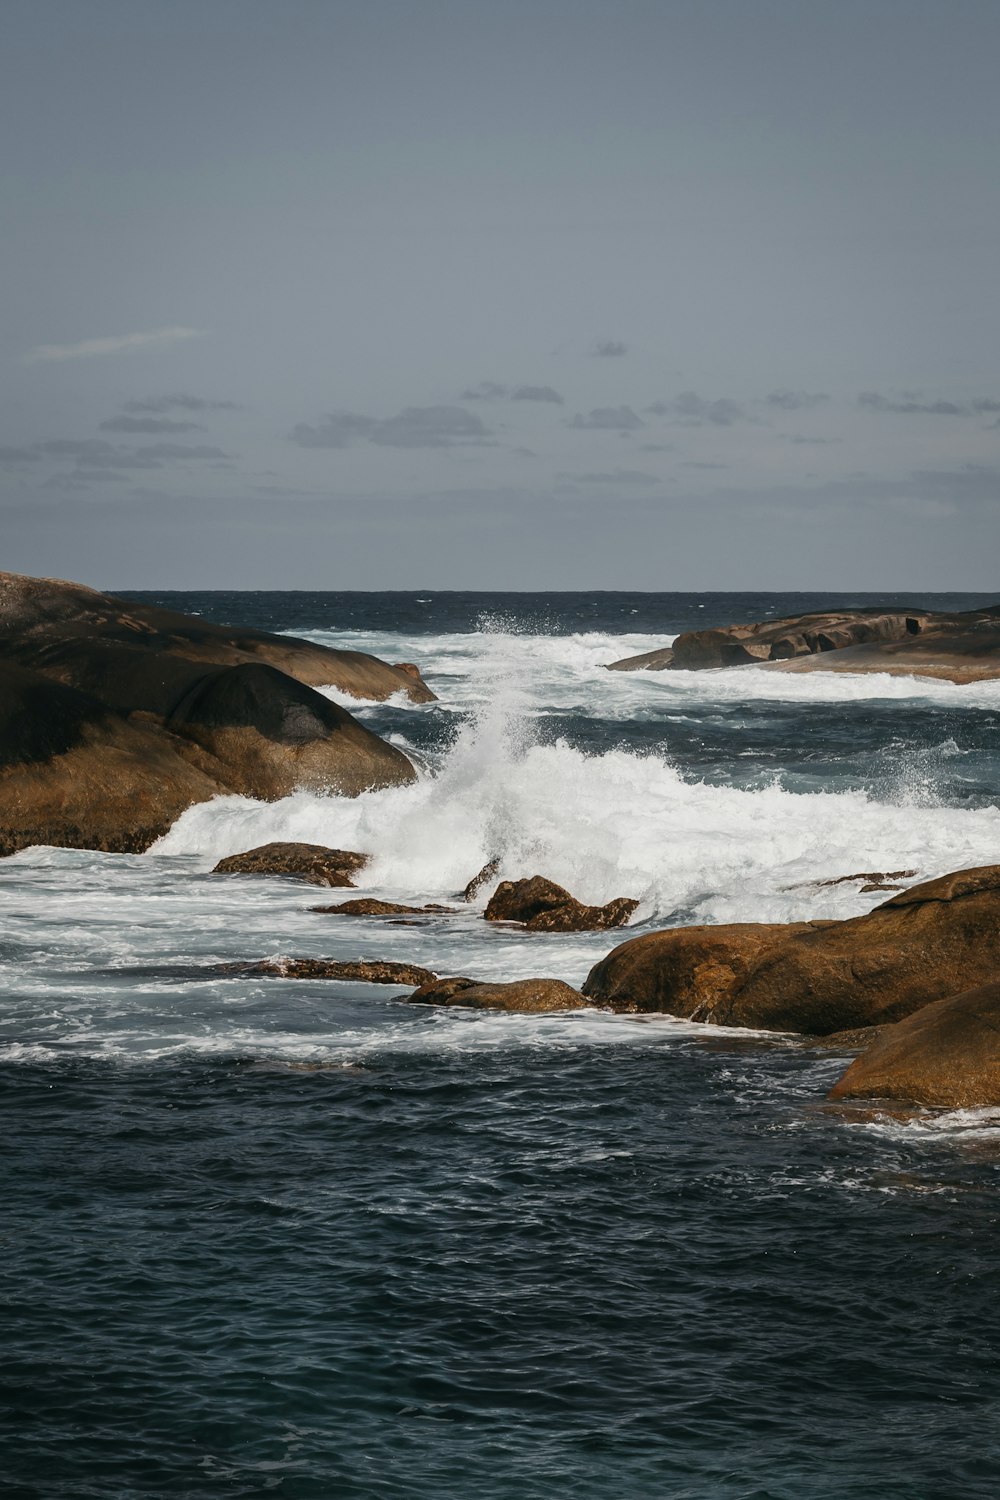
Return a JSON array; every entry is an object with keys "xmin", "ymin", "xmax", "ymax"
[{"xmin": 4, "ymin": 591, "xmax": 1000, "ymax": 1499}]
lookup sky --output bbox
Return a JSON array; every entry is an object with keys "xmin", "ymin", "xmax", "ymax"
[{"xmin": 2, "ymin": 0, "xmax": 1000, "ymax": 590}]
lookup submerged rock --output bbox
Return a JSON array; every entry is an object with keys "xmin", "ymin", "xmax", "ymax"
[
  {"xmin": 311, "ymin": 898, "xmax": 456, "ymax": 915},
  {"xmin": 407, "ymin": 975, "xmax": 588, "ymax": 1012},
  {"xmin": 484, "ymin": 875, "xmax": 638, "ymax": 933},
  {"xmin": 212, "ymin": 842, "xmax": 369, "ymax": 886},
  {"xmin": 583, "ymin": 866, "xmax": 1000, "ymax": 1034},
  {"xmin": 249, "ymin": 957, "xmax": 437, "ymax": 985},
  {"xmin": 828, "ymin": 982, "xmax": 1000, "ymax": 1108}
]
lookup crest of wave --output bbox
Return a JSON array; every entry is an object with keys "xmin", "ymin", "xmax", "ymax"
[{"xmin": 152, "ymin": 626, "xmax": 1000, "ymax": 925}]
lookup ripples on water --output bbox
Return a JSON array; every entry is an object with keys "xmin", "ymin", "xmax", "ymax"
[{"xmin": 4, "ymin": 591, "xmax": 1000, "ymax": 1498}]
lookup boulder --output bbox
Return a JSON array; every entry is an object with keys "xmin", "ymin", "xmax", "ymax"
[
  {"xmin": 828, "ymin": 982, "xmax": 1000, "ymax": 1108},
  {"xmin": 248, "ymin": 957, "xmax": 436, "ymax": 985},
  {"xmin": 0, "ymin": 660, "xmax": 229, "ymax": 856},
  {"xmin": 462, "ymin": 856, "xmax": 501, "ymax": 901},
  {"xmin": 605, "ymin": 646, "xmax": 675, "ymax": 672},
  {"xmin": 0, "ymin": 570, "xmax": 435, "ymax": 703},
  {"xmin": 166, "ymin": 662, "xmax": 416, "ymax": 798},
  {"xmin": 212, "ymin": 842, "xmax": 369, "ymax": 886},
  {"xmin": 583, "ymin": 866, "xmax": 1000, "ymax": 1034},
  {"xmin": 407, "ymin": 975, "xmax": 588, "ymax": 1012},
  {"xmin": 484, "ymin": 875, "xmax": 638, "ymax": 933},
  {"xmin": 311, "ymin": 898, "xmax": 455, "ymax": 915}
]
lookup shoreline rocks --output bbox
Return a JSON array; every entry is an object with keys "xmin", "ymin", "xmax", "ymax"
[
  {"xmin": 212, "ymin": 843, "xmax": 369, "ymax": 886},
  {"xmin": 484, "ymin": 875, "xmax": 638, "ymax": 932},
  {"xmin": 407, "ymin": 975, "xmax": 588, "ymax": 1012}
]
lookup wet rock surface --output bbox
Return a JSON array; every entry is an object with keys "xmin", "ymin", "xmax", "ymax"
[
  {"xmin": 407, "ymin": 975, "xmax": 589, "ymax": 1012},
  {"xmin": 583, "ymin": 865, "xmax": 1000, "ymax": 1034},
  {"xmin": 246, "ymin": 957, "xmax": 437, "ymax": 985},
  {"xmin": 311, "ymin": 898, "xmax": 457, "ymax": 916},
  {"xmin": 484, "ymin": 875, "xmax": 638, "ymax": 932},
  {"xmin": 212, "ymin": 842, "xmax": 369, "ymax": 886}
]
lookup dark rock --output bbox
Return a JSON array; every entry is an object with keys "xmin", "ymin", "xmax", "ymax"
[
  {"xmin": 605, "ymin": 647, "xmax": 675, "ymax": 672},
  {"xmin": 212, "ymin": 842, "xmax": 369, "ymax": 886},
  {"xmin": 828, "ymin": 982, "xmax": 1000, "ymax": 1108},
  {"xmin": 0, "ymin": 660, "xmax": 229, "ymax": 856},
  {"xmin": 583, "ymin": 866, "xmax": 1000, "ymax": 1034},
  {"xmin": 311, "ymin": 898, "xmax": 439, "ymax": 915},
  {"xmin": 407, "ymin": 975, "xmax": 588, "ymax": 1012},
  {"xmin": 484, "ymin": 875, "xmax": 638, "ymax": 932},
  {"xmin": 462, "ymin": 857, "xmax": 501, "ymax": 901},
  {"xmin": 167, "ymin": 662, "xmax": 415, "ymax": 798},
  {"xmin": 788, "ymin": 869, "xmax": 918, "ymax": 890},
  {"xmin": 249, "ymin": 957, "xmax": 437, "ymax": 985},
  {"xmin": 0, "ymin": 570, "xmax": 435, "ymax": 702}
]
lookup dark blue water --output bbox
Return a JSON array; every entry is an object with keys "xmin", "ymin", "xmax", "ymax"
[{"xmin": 5, "ymin": 592, "xmax": 1000, "ymax": 1499}]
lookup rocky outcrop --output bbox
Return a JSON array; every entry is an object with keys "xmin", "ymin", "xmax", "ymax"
[
  {"xmin": 0, "ymin": 570, "xmax": 435, "ymax": 702},
  {"xmin": 0, "ymin": 660, "xmax": 230, "ymax": 856},
  {"xmin": 311, "ymin": 898, "xmax": 456, "ymax": 915},
  {"xmin": 583, "ymin": 866, "xmax": 1000, "ymax": 1034},
  {"xmin": 828, "ymin": 982, "xmax": 1000, "ymax": 1108},
  {"xmin": 212, "ymin": 843, "xmax": 369, "ymax": 885},
  {"xmin": 407, "ymin": 975, "xmax": 588, "ymax": 1012},
  {"xmin": 484, "ymin": 876, "xmax": 638, "ymax": 932},
  {"xmin": 605, "ymin": 605, "xmax": 1000, "ymax": 683},
  {"xmin": 246, "ymin": 957, "xmax": 437, "ymax": 985},
  {"xmin": 462, "ymin": 857, "xmax": 501, "ymax": 902}
]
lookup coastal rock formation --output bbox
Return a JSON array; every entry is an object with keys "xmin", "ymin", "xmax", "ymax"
[
  {"xmin": 311, "ymin": 898, "xmax": 456, "ymax": 915},
  {"xmin": 0, "ymin": 570, "xmax": 435, "ymax": 702},
  {"xmin": 605, "ymin": 605, "xmax": 1000, "ymax": 683},
  {"xmin": 0, "ymin": 660, "xmax": 229, "ymax": 856},
  {"xmin": 828, "ymin": 982, "xmax": 1000, "ymax": 1108},
  {"xmin": 247, "ymin": 957, "xmax": 437, "ymax": 985},
  {"xmin": 484, "ymin": 876, "xmax": 639, "ymax": 932},
  {"xmin": 212, "ymin": 843, "xmax": 369, "ymax": 886},
  {"xmin": 462, "ymin": 857, "xmax": 501, "ymax": 902},
  {"xmin": 0, "ymin": 572, "xmax": 423, "ymax": 855},
  {"xmin": 407, "ymin": 975, "xmax": 588, "ymax": 1012},
  {"xmin": 583, "ymin": 866, "xmax": 1000, "ymax": 1033}
]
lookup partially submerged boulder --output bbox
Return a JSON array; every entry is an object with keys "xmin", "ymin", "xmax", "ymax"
[
  {"xmin": 484, "ymin": 875, "xmax": 638, "ymax": 933},
  {"xmin": 311, "ymin": 898, "xmax": 455, "ymax": 915},
  {"xmin": 212, "ymin": 842, "xmax": 369, "ymax": 886},
  {"xmin": 583, "ymin": 866, "xmax": 1000, "ymax": 1034},
  {"xmin": 247, "ymin": 957, "xmax": 436, "ymax": 985},
  {"xmin": 828, "ymin": 982, "xmax": 1000, "ymax": 1108},
  {"xmin": 407, "ymin": 975, "xmax": 588, "ymax": 1012}
]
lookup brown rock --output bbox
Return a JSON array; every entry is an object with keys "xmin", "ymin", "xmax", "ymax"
[
  {"xmin": 212, "ymin": 842, "xmax": 369, "ymax": 886},
  {"xmin": 828, "ymin": 982, "xmax": 1000, "ymax": 1108},
  {"xmin": 484, "ymin": 875, "xmax": 639, "ymax": 933},
  {"xmin": 310, "ymin": 898, "xmax": 455, "ymax": 916},
  {"xmin": 583, "ymin": 865, "xmax": 1000, "ymax": 1034},
  {"xmin": 0, "ymin": 570, "xmax": 435, "ymax": 703},
  {"xmin": 462, "ymin": 857, "xmax": 501, "ymax": 901},
  {"xmin": 250, "ymin": 957, "xmax": 437, "ymax": 985},
  {"xmin": 407, "ymin": 975, "xmax": 588, "ymax": 1012},
  {"xmin": 605, "ymin": 647, "xmax": 676, "ymax": 672}
]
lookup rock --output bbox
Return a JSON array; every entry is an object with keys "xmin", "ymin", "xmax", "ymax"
[
  {"xmin": 828, "ymin": 982, "xmax": 1000, "ymax": 1108},
  {"xmin": 310, "ymin": 898, "xmax": 456, "ymax": 916},
  {"xmin": 670, "ymin": 611, "xmax": 925, "ymax": 670},
  {"xmin": 249, "ymin": 957, "xmax": 437, "ymax": 985},
  {"xmin": 212, "ymin": 842, "xmax": 369, "ymax": 885},
  {"xmin": 605, "ymin": 646, "xmax": 675, "ymax": 672},
  {"xmin": 787, "ymin": 869, "xmax": 918, "ymax": 890},
  {"xmin": 0, "ymin": 660, "xmax": 230, "ymax": 856},
  {"xmin": 462, "ymin": 857, "xmax": 501, "ymax": 901},
  {"xmin": 0, "ymin": 570, "xmax": 435, "ymax": 703},
  {"xmin": 407, "ymin": 975, "xmax": 588, "ymax": 1012},
  {"xmin": 484, "ymin": 875, "xmax": 638, "ymax": 932},
  {"xmin": 167, "ymin": 662, "xmax": 415, "ymax": 798},
  {"xmin": 583, "ymin": 865, "xmax": 1000, "ymax": 1033}
]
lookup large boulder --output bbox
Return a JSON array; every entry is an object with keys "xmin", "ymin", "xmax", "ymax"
[
  {"xmin": 167, "ymin": 662, "xmax": 415, "ymax": 797},
  {"xmin": 0, "ymin": 570, "xmax": 435, "ymax": 702},
  {"xmin": 0, "ymin": 660, "xmax": 228, "ymax": 855},
  {"xmin": 583, "ymin": 866, "xmax": 1000, "ymax": 1034},
  {"xmin": 484, "ymin": 875, "xmax": 638, "ymax": 933},
  {"xmin": 407, "ymin": 976, "xmax": 588, "ymax": 1012},
  {"xmin": 828, "ymin": 982, "xmax": 1000, "ymax": 1108},
  {"xmin": 212, "ymin": 843, "xmax": 369, "ymax": 885}
]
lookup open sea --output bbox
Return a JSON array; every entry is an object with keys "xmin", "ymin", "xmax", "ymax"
[{"xmin": 5, "ymin": 590, "xmax": 1000, "ymax": 1500}]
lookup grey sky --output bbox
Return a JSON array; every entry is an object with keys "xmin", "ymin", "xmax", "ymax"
[{"xmin": 2, "ymin": 0, "xmax": 999, "ymax": 589}]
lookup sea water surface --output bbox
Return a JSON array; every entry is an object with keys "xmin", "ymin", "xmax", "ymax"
[{"xmin": 4, "ymin": 591, "xmax": 1000, "ymax": 1498}]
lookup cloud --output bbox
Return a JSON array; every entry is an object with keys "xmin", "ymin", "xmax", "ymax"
[
  {"xmin": 681, "ymin": 460, "xmax": 729, "ymax": 469},
  {"xmin": 123, "ymin": 393, "xmax": 241, "ymax": 413},
  {"xmin": 290, "ymin": 406, "xmax": 492, "ymax": 450},
  {"xmin": 569, "ymin": 405, "xmax": 644, "ymax": 431},
  {"xmin": 592, "ymin": 339, "xmax": 628, "ymax": 357},
  {"xmin": 858, "ymin": 391, "xmax": 1000, "ymax": 416},
  {"xmin": 460, "ymin": 382, "xmax": 509, "ymax": 400},
  {"xmin": 765, "ymin": 390, "xmax": 829, "ymax": 411},
  {"xmin": 0, "ymin": 445, "xmax": 39, "ymax": 464},
  {"xmin": 99, "ymin": 415, "xmax": 207, "ymax": 434},
  {"xmin": 510, "ymin": 385, "xmax": 564, "ymax": 404},
  {"xmin": 786, "ymin": 434, "xmax": 840, "ymax": 446},
  {"xmin": 638, "ymin": 442, "xmax": 675, "ymax": 453},
  {"xmin": 36, "ymin": 439, "xmax": 162, "ymax": 470},
  {"xmin": 649, "ymin": 392, "xmax": 747, "ymax": 426},
  {"xmin": 560, "ymin": 468, "xmax": 660, "ymax": 486},
  {"xmin": 134, "ymin": 443, "xmax": 230, "ymax": 461},
  {"xmin": 25, "ymin": 327, "xmax": 205, "ymax": 363}
]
